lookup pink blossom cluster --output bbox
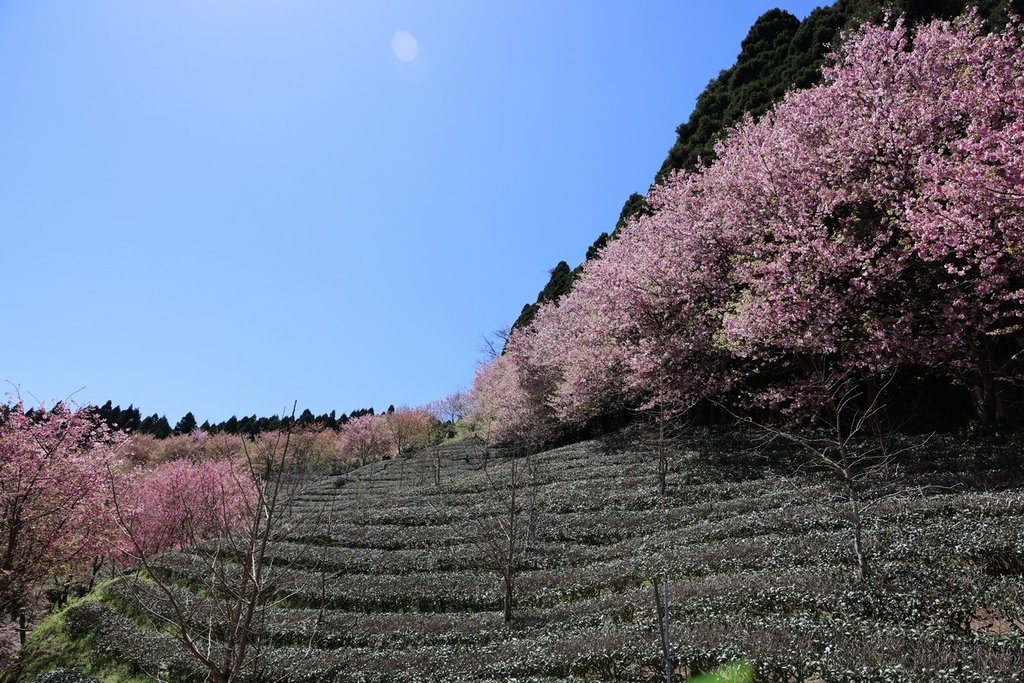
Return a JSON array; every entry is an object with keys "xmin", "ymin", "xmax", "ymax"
[
  {"xmin": 0, "ymin": 401, "xmax": 269, "ymax": 622},
  {"xmin": 0, "ymin": 402, "xmax": 125, "ymax": 615},
  {"xmin": 113, "ymin": 458, "xmax": 255, "ymax": 562},
  {"xmin": 338, "ymin": 407, "xmax": 438, "ymax": 464},
  {"xmin": 471, "ymin": 14, "xmax": 1024, "ymax": 439}
]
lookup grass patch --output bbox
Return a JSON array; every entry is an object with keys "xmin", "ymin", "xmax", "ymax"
[{"xmin": 16, "ymin": 580, "xmax": 151, "ymax": 683}]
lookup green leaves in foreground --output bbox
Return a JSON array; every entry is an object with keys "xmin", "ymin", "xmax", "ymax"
[{"xmin": 689, "ymin": 661, "xmax": 754, "ymax": 683}]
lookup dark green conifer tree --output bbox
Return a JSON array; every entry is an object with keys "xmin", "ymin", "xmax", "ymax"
[{"xmin": 174, "ymin": 412, "xmax": 198, "ymax": 435}]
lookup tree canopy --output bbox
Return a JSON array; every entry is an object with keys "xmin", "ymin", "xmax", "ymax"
[{"xmin": 510, "ymin": 0, "xmax": 1024, "ymax": 339}]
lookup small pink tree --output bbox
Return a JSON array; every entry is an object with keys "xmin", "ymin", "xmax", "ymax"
[
  {"xmin": 287, "ymin": 428, "xmax": 342, "ymax": 468},
  {"xmin": 0, "ymin": 401, "xmax": 125, "ymax": 645},
  {"xmin": 428, "ymin": 391, "xmax": 468, "ymax": 427},
  {"xmin": 384, "ymin": 407, "xmax": 437, "ymax": 456},
  {"xmin": 520, "ymin": 291, "xmax": 632, "ymax": 429},
  {"xmin": 338, "ymin": 414, "xmax": 392, "ymax": 466},
  {"xmin": 201, "ymin": 431, "xmax": 246, "ymax": 461}
]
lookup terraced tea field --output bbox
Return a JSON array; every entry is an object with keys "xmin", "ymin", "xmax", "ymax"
[{"xmin": 25, "ymin": 428, "xmax": 1024, "ymax": 682}]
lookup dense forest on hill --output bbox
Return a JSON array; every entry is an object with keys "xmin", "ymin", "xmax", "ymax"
[
  {"xmin": 91, "ymin": 401, "xmax": 378, "ymax": 438},
  {"xmin": 512, "ymin": 0, "xmax": 1024, "ymax": 334}
]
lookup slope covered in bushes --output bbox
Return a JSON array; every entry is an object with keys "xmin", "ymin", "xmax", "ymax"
[{"xmin": 21, "ymin": 428, "xmax": 1024, "ymax": 681}]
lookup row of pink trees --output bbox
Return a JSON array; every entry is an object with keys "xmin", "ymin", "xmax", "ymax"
[
  {"xmin": 1, "ymin": 401, "xmax": 448, "ymax": 634},
  {"xmin": 0, "ymin": 398, "xmax": 463, "ymax": 667},
  {"xmin": 113, "ymin": 459, "xmax": 254, "ymax": 561},
  {"xmin": 0, "ymin": 401, "xmax": 257, "ymax": 648},
  {"xmin": 125, "ymin": 426, "xmax": 343, "ymax": 469},
  {"xmin": 471, "ymin": 13, "xmax": 1024, "ymax": 443}
]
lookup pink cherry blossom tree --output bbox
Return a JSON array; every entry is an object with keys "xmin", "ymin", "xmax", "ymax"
[
  {"xmin": 113, "ymin": 458, "xmax": 254, "ymax": 562},
  {"xmin": 384, "ymin": 407, "xmax": 437, "ymax": 456},
  {"xmin": 0, "ymin": 401, "xmax": 125, "ymax": 645},
  {"xmin": 497, "ymin": 12, "xmax": 1024, "ymax": 446},
  {"xmin": 338, "ymin": 413, "xmax": 392, "ymax": 466},
  {"xmin": 468, "ymin": 348, "xmax": 557, "ymax": 452},
  {"xmin": 715, "ymin": 14, "xmax": 1024, "ymax": 421}
]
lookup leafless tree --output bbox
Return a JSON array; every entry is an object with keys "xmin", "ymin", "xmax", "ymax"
[
  {"xmin": 651, "ymin": 573, "xmax": 673, "ymax": 683},
  {"xmin": 450, "ymin": 448, "xmax": 543, "ymax": 624},
  {"xmin": 478, "ymin": 325, "xmax": 511, "ymax": 362},
  {"xmin": 427, "ymin": 424, "xmax": 447, "ymax": 488},
  {"xmin": 731, "ymin": 371, "xmax": 926, "ymax": 582},
  {"xmin": 422, "ymin": 391, "xmax": 468, "ymax": 488},
  {"xmin": 108, "ymin": 403, "xmax": 328, "ymax": 683}
]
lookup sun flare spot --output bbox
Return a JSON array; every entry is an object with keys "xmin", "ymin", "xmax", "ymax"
[{"xmin": 391, "ymin": 30, "xmax": 419, "ymax": 62}]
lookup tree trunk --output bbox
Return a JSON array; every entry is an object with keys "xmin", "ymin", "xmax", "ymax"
[
  {"xmin": 17, "ymin": 610, "xmax": 27, "ymax": 647},
  {"xmin": 652, "ymin": 574, "xmax": 672, "ymax": 683},
  {"xmin": 972, "ymin": 367, "xmax": 1004, "ymax": 426},
  {"xmin": 657, "ymin": 414, "xmax": 668, "ymax": 496},
  {"xmin": 504, "ymin": 461, "xmax": 518, "ymax": 624},
  {"xmin": 973, "ymin": 343, "xmax": 1007, "ymax": 426},
  {"xmin": 2, "ymin": 508, "xmax": 21, "ymax": 637},
  {"xmin": 503, "ymin": 572, "xmax": 514, "ymax": 624},
  {"xmin": 845, "ymin": 479, "xmax": 869, "ymax": 582}
]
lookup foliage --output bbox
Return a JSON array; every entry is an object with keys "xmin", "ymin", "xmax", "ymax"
[
  {"xmin": 689, "ymin": 661, "xmax": 753, "ymax": 683},
  {"xmin": 94, "ymin": 401, "xmax": 379, "ymax": 440},
  {"xmin": 512, "ymin": 261, "xmax": 577, "ymax": 333},
  {"xmin": 0, "ymin": 403, "xmax": 125, "ymax": 639},
  {"xmin": 487, "ymin": 13, "xmax": 1024, "ymax": 447},
  {"xmin": 510, "ymin": 0, "xmax": 1024, "ymax": 355},
  {"xmin": 112, "ymin": 459, "xmax": 255, "ymax": 562},
  {"xmin": 173, "ymin": 412, "xmax": 197, "ymax": 436},
  {"xmin": 15, "ymin": 582, "xmax": 154, "ymax": 683}
]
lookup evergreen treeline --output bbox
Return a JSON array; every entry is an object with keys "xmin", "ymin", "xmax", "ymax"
[
  {"xmin": 510, "ymin": 0, "xmax": 1024, "ymax": 336},
  {"xmin": 94, "ymin": 401, "xmax": 377, "ymax": 438}
]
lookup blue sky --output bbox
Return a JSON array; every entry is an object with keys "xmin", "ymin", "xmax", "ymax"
[{"xmin": 1, "ymin": 1, "xmax": 822, "ymax": 424}]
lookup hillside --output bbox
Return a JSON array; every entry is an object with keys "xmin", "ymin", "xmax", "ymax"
[
  {"xmin": 511, "ymin": 0, "xmax": 1024, "ymax": 335},
  {"xmin": 21, "ymin": 426, "xmax": 1024, "ymax": 682}
]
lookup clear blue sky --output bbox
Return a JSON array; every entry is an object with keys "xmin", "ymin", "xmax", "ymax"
[{"xmin": 1, "ymin": 1, "xmax": 822, "ymax": 424}]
